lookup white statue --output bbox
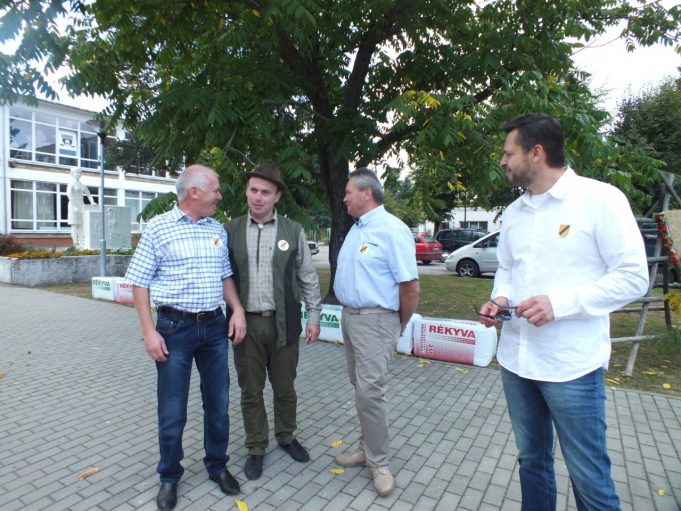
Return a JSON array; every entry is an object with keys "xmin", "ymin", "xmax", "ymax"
[{"xmin": 67, "ymin": 167, "xmax": 97, "ymax": 248}]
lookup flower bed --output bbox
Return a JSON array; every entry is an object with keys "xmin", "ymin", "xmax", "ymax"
[{"xmin": 0, "ymin": 255, "xmax": 132, "ymax": 287}]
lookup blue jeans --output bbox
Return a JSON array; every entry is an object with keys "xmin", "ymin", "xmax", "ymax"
[
  {"xmin": 500, "ymin": 366, "xmax": 620, "ymax": 511},
  {"xmin": 155, "ymin": 310, "xmax": 230, "ymax": 483}
]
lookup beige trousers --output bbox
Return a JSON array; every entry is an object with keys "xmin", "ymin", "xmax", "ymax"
[{"xmin": 341, "ymin": 309, "xmax": 400, "ymax": 468}]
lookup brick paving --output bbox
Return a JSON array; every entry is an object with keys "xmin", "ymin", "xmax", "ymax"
[{"xmin": 1, "ymin": 283, "xmax": 680, "ymax": 510}]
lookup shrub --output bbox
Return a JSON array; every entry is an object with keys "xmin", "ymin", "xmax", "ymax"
[
  {"xmin": 0, "ymin": 234, "xmax": 24, "ymax": 256},
  {"xmin": 6, "ymin": 250, "xmax": 62, "ymax": 260},
  {"xmin": 62, "ymin": 246, "xmax": 99, "ymax": 256}
]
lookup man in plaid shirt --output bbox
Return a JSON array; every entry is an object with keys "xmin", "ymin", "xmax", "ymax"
[{"xmin": 126, "ymin": 164, "xmax": 246, "ymax": 511}]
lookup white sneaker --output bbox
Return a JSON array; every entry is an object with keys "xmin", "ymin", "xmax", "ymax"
[
  {"xmin": 371, "ymin": 467, "xmax": 395, "ymax": 496},
  {"xmin": 334, "ymin": 448, "xmax": 367, "ymax": 467}
]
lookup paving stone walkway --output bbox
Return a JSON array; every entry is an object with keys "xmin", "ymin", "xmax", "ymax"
[{"xmin": 1, "ymin": 284, "xmax": 680, "ymax": 510}]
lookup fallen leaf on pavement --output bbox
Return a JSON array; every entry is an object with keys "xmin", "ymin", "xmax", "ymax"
[
  {"xmin": 417, "ymin": 359, "xmax": 431, "ymax": 368},
  {"xmin": 330, "ymin": 440, "xmax": 343, "ymax": 448},
  {"xmin": 0, "ymin": 372, "xmax": 4, "ymax": 380},
  {"xmin": 330, "ymin": 468, "xmax": 345, "ymax": 475},
  {"xmin": 236, "ymin": 499, "xmax": 249, "ymax": 511},
  {"xmin": 76, "ymin": 466, "xmax": 100, "ymax": 480},
  {"xmin": 662, "ymin": 383, "xmax": 672, "ymax": 389},
  {"xmin": 605, "ymin": 378, "xmax": 620, "ymax": 386},
  {"xmin": 658, "ymin": 489, "xmax": 666, "ymax": 496}
]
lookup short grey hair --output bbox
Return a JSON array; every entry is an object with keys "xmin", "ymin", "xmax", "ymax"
[
  {"xmin": 348, "ymin": 167, "xmax": 384, "ymax": 203},
  {"xmin": 176, "ymin": 164, "xmax": 218, "ymax": 200}
]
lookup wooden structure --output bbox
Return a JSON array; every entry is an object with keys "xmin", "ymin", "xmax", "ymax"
[{"xmin": 612, "ymin": 172, "xmax": 679, "ymax": 376}]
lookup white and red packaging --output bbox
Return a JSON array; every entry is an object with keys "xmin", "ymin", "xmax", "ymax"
[
  {"xmin": 91, "ymin": 276, "xmax": 121, "ymax": 301},
  {"xmin": 115, "ymin": 279, "xmax": 134, "ymax": 304},
  {"xmin": 395, "ymin": 313, "xmax": 421, "ymax": 354},
  {"xmin": 413, "ymin": 317, "xmax": 497, "ymax": 367}
]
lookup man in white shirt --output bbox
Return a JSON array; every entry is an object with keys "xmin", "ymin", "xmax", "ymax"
[{"xmin": 479, "ymin": 114, "xmax": 648, "ymax": 511}]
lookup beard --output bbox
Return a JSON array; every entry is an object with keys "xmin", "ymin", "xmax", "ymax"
[{"xmin": 506, "ymin": 160, "xmax": 533, "ymax": 189}]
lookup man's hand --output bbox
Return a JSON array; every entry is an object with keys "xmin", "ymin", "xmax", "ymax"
[
  {"xmin": 144, "ymin": 330, "xmax": 169, "ymax": 362},
  {"xmin": 305, "ymin": 323, "xmax": 320, "ymax": 344},
  {"xmin": 228, "ymin": 309, "xmax": 247, "ymax": 345},
  {"xmin": 477, "ymin": 296, "xmax": 509, "ymax": 328},
  {"xmin": 516, "ymin": 295, "xmax": 554, "ymax": 327}
]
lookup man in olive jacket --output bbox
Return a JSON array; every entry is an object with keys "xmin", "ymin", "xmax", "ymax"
[{"xmin": 225, "ymin": 162, "xmax": 321, "ymax": 480}]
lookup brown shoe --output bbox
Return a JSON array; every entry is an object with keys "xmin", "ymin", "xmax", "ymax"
[
  {"xmin": 334, "ymin": 448, "xmax": 366, "ymax": 467},
  {"xmin": 371, "ymin": 467, "xmax": 395, "ymax": 496}
]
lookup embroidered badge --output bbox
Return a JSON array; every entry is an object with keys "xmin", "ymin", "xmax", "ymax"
[
  {"xmin": 359, "ymin": 243, "xmax": 368, "ymax": 254},
  {"xmin": 212, "ymin": 236, "xmax": 222, "ymax": 248},
  {"xmin": 559, "ymin": 224, "xmax": 570, "ymax": 238},
  {"xmin": 278, "ymin": 240, "xmax": 290, "ymax": 251}
]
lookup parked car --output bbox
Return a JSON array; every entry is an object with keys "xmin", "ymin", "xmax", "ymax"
[
  {"xmin": 307, "ymin": 240, "xmax": 320, "ymax": 255},
  {"xmin": 435, "ymin": 228, "xmax": 488, "ymax": 261},
  {"xmin": 413, "ymin": 233, "xmax": 443, "ymax": 264},
  {"xmin": 445, "ymin": 230, "xmax": 500, "ymax": 277}
]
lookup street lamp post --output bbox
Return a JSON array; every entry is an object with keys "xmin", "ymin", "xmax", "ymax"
[{"xmin": 87, "ymin": 119, "xmax": 108, "ymax": 276}]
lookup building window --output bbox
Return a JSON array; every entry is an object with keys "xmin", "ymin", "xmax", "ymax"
[
  {"xmin": 460, "ymin": 221, "xmax": 488, "ymax": 231},
  {"xmin": 10, "ymin": 180, "xmax": 69, "ymax": 231},
  {"xmin": 80, "ymin": 130, "xmax": 99, "ymax": 169},
  {"xmin": 9, "ymin": 117, "xmax": 32, "ymax": 160},
  {"xmin": 125, "ymin": 190, "xmax": 159, "ymax": 231},
  {"xmin": 7, "ymin": 107, "xmax": 116, "ymax": 170},
  {"xmin": 9, "ymin": 179, "xmax": 117, "ymax": 232},
  {"xmin": 35, "ymin": 122, "xmax": 56, "ymax": 163}
]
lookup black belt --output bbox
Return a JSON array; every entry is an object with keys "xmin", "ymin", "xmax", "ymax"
[
  {"xmin": 158, "ymin": 306, "xmax": 222, "ymax": 321},
  {"xmin": 246, "ymin": 310, "xmax": 275, "ymax": 317}
]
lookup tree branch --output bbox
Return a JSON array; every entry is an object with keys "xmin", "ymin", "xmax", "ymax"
[
  {"xmin": 275, "ymin": 29, "xmax": 334, "ymax": 121},
  {"xmin": 343, "ymin": 0, "xmax": 414, "ymax": 113},
  {"xmin": 376, "ymin": 123, "xmax": 420, "ymax": 154}
]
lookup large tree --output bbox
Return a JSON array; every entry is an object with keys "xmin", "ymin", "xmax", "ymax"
[
  {"xmin": 2, "ymin": 0, "xmax": 679, "ymax": 298},
  {"xmin": 612, "ymin": 75, "xmax": 681, "ymax": 211}
]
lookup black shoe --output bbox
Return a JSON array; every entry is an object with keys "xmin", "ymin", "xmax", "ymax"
[
  {"xmin": 209, "ymin": 469, "xmax": 240, "ymax": 495},
  {"xmin": 156, "ymin": 482, "xmax": 177, "ymax": 511},
  {"xmin": 279, "ymin": 438, "xmax": 310, "ymax": 463},
  {"xmin": 244, "ymin": 454, "xmax": 263, "ymax": 480}
]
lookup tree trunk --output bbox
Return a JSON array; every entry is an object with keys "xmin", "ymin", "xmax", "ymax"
[{"xmin": 319, "ymin": 147, "xmax": 353, "ymax": 303}]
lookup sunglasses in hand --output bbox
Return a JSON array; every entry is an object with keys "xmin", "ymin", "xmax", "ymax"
[{"xmin": 474, "ymin": 299, "xmax": 518, "ymax": 322}]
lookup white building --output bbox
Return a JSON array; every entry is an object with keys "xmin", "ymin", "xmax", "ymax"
[
  {"xmin": 415, "ymin": 207, "xmax": 502, "ymax": 236},
  {"xmin": 1, "ymin": 99, "xmax": 175, "ymax": 247},
  {"xmin": 439, "ymin": 206, "xmax": 502, "ymax": 232}
]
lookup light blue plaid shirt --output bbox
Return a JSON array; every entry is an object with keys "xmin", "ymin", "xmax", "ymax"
[{"xmin": 125, "ymin": 205, "xmax": 233, "ymax": 312}]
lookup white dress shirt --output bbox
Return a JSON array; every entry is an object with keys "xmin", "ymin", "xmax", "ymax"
[{"xmin": 493, "ymin": 168, "xmax": 649, "ymax": 382}]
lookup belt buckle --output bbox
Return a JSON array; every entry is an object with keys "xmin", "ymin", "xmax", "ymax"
[{"xmin": 196, "ymin": 311, "xmax": 207, "ymax": 321}]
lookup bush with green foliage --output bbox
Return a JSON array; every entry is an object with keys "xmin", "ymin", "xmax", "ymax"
[{"xmin": 0, "ymin": 234, "xmax": 24, "ymax": 256}]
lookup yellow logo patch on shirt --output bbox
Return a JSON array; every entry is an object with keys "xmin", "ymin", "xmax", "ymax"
[
  {"xmin": 359, "ymin": 243, "xmax": 369, "ymax": 254},
  {"xmin": 558, "ymin": 224, "xmax": 570, "ymax": 238},
  {"xmin": 277, "ymin": 240, "xmax": 290, "ymax": 251},
  {"xmin": 212, "ymin": 236, "xmax": 222, "ymax": 248}
]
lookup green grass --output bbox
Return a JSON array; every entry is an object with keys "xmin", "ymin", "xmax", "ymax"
[{"xmin": 42, "ymin": 270, "xmax": 681, "ymax": 396}]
